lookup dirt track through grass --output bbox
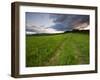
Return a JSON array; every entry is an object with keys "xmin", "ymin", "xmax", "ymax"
[
  {"xmin": 45, "ymin": 36, "xmax": 67, "ymax": 65},
  {"xmin": 26, "ymin": 31, "xmax": 89, "ymax": 67}
]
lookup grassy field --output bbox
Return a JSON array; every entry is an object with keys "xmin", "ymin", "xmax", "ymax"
[{"xmin": 26, "ymin": 31, "xmax": 89, "ymax": 67}]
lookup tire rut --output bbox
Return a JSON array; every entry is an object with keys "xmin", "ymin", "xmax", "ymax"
[{"xmin": 45, "ymin": 37, "xmax": 67, "ymax": 66}]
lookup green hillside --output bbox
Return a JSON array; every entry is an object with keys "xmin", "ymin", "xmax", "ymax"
[{"xmin": 26, "ymin": 31, "xmax": 89, "ymax": 67}]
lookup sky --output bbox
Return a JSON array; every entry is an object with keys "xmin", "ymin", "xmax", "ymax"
[
  {"xmin": 26, "ymin": 12, "xmax": 54, "ymax": 27},
  {"xmin": 26, "ymin": 12, "xmax": 89, "ymax": 34}
]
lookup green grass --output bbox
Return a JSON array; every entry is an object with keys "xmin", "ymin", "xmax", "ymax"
[{"xmin": 26, "ymin": 31, "xmax": 89, "ymax": 67}]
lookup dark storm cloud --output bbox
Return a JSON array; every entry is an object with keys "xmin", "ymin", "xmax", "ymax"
[
  {"xmin": 51, "ymin": 14, "xmax": 89, "ymax": 24},
  {"xmin": 51, "ymin": 14, "xmax": 67, "ymax": 22},
  {"xmin": 49, "ymin": 14, "xmax": 89, "ymax": 31}
]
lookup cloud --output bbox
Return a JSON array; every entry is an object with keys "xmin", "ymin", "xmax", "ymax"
[
  {"xmin": 26, "ymin": 25, "xmax": 65, "ymax": 34},
  {"xmin": 26, "ymin": 13, "xmax": 89, "ymax": 34},
  {"xmin": 49, "ymin": 14, "xmax": 89, "ymax": 31},
  {"xmin": 48, "ymin": 23, "xmax": 72, "ymax": 31}
]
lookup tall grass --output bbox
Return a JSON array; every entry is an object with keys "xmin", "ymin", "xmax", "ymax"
[{"xmin": 26, "ymin": 31, "xmax": 89, "ymax": 67}]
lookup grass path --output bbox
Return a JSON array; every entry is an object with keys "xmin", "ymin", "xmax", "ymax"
[
  {"xmin": 45, "ymin": 37, "xmax": 67, "ymax": 66},
  {"xmin": 45, "ymin": 33, "xmax": 89, "ymax": 65},
  {"xmin": 26, "ymin": 32, "xmax": 89, "ymax": 67}
]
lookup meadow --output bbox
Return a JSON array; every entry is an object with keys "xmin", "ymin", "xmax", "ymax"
[{"xmin": 26, "ymin": 31, "xmax": 89, "ymax": 67}]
